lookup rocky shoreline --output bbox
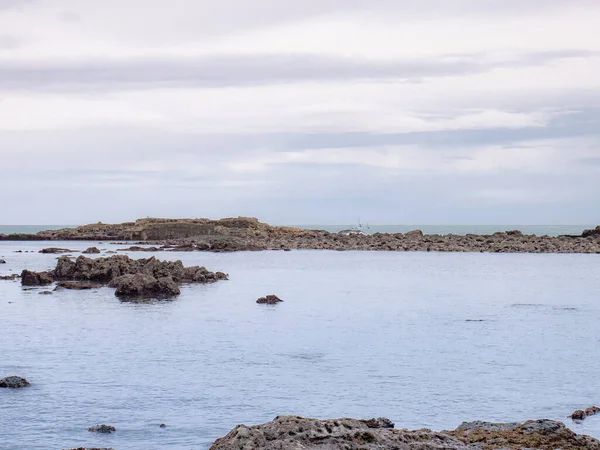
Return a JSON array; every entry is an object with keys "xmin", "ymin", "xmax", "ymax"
[{"xmin": 1, "ymin": 217, "xmax": 600, "ymax": 253}]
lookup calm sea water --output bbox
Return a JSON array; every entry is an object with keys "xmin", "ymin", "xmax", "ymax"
[
  {"xmin": 1, "ymin": 241, "xmax": 600, "ymax": 450},
  {"xmin": 0, "ymin": 224, "xmax": 595, "ymax": 236}
]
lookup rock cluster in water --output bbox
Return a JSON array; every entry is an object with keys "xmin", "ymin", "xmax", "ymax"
[
  {"xmin": 0, "ymin": 376, "xmax": 31, "ymax": 388},
  {"xmin": 1, "ymin": 217, "xmax": 600, "ymax": 253},
  {"xmin": 20, "ymin": 255, "xmax": 227, "ymax": 299},
  {"xmin": 210, "ymin": 415, "xmax": 600, "ymax": 450},
  {"xmin": 88, "ymin": 424, "xmax": 116, "ymax": 433}
]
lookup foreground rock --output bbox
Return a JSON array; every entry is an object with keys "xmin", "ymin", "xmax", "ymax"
[
  {"xmin": 110, "ymin": 273, "xmax": 180, "ymax": 299},
  {"xmin": 0, "ymin": 376, "xmax": 31, "ymax": 388},
  {"xmin": 21, "ymin": 269, "xmax": 53, "ymax": 286},
  {"xmin": 256, "ymin": 294, "xmax": 283, "ymax": 304},
  {"xmin": 88, "ymin": 424, "xmax": 116, "ymax": 433},
  {"xmin": 210, "ymin": 416, "xmax": 600, "ymax": 450},
  {"xmin": 21, "ymin": 255, "xmax": 227, "ymax": 299},
  {"xmin": 570, "ymin": 406, "xmax": 600, "ymax": 421}
]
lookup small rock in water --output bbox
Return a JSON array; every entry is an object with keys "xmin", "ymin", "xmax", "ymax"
[
  {"xmin": 0, "ymin": 259, "xmax": 6, "ymax": 263},
  {"xmin": 63, "ymin": 447, "xmax": 115, "ymax": 450},
  {"xmin": 257, "ymin": 294, "xmax": 284, "ymax": 304},
  {"xmin": 39, "ymin": 291, "xmax": 53, "ymax": 295},
  {"xmin": 160, "ymin": 423, "xmax": 167, "ymax": 428},
  {"xmin": 82, "ymin": 247, "xmax": 101, "ymax": 254},
  {"xmin": 0, "ymin": 376, "xmax": 31, "ymax": 388},
  {"xmin": 570, "ymin": 406, "xmax": 600, "ymax": 421},
  {"xmin": 88, "ymin": 424, "xmax": 116, "ymax": 433}
]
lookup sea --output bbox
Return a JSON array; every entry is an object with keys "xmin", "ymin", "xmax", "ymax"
[{"xmin": 1, "ymin": 231, "xmax": 600, "ymax": 449}]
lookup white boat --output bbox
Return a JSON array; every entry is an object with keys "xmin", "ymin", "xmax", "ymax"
[{"xmin": 338, "ymin": 219, "xmax": 370, "ymax": 236}]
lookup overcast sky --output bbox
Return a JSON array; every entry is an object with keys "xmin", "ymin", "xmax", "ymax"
[{"xmin": 1, "ymin": 0, "xmax": 599, "ymax": 225}]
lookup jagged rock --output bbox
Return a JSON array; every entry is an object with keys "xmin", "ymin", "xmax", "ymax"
[
  {"xmin": 0, "ymin": 376, "xmax": 31, "ymax": 388},
  {"xmin": 256, "ymin": 294, "xmax": 283, "ymax": 304},
  {"xmin": 582, "ymin": 226, "xmax": 600, "ymax": 238},
  {"xmin": 570, "ymin": 406, "xmax": 600, "ymax": 421},
  {"xmin": 111, "ymin": 273, "xmax": 180, "ymax": 299},
  {"xmin": 88, "ymin": 424, "xmax": 116, "ymax": 433},
  {"xmin": 210, "ymin": 416, "xmax": 600, "ymax": 450},
  {"xmin": 82, "ymin": 247, "xmax": 101, "ymax": 254},
  {"xmin": 0, "ymin": 259, "xmax": 5, "ymax": 263},
  {"xmin": 182, "ymin": 266, "xmax": 228, "ymax": 283},
  {"xmin": 21, "ymin": 269, "xmax": 53, "ymax": 286},
  {"xmin": 39, "ymin": 247, "xmax": 75, "ymax": 254}
]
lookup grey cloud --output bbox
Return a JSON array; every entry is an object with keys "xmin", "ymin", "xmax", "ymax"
[{"xmin": 1, "ymin": 50, "xmax": 597, "ymax": 92}]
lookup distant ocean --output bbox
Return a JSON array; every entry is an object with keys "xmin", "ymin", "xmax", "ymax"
[{"xmin": 0, "ymin": 224, "xmax": 594, "ymax": 236}]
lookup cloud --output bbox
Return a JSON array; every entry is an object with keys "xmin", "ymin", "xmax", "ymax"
[{"xmin": 0, "ymin": 50, "xmax": 597, "ymax": 92}]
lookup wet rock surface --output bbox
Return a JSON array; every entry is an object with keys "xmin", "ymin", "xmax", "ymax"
[
  {"xmin": 88, "ymin": 424, "xmax": 116, "ymax": 433},
  {"xmin": 82, "ymin": 246, "xmax": 101, "ymax": 254},
  {"xmin": 210, "ymin": 416, "xmax": 600, "ymax": 450},
  {"xmin": 0, "ymin": 259, "xmax": 5, "ymax": 263},
  {"xmin": 0, "ymin": 274, "xmax": 20, "ymax": 280},
  {"xmin": 0, "ymin": 376, "xmax": 31, "ymax": 388},
  {"xmin": 20, "ymin": 255, "xmax": 227, "ymax": 298},
  {"xmin": 256, "ymin": 294, "xmax": 284, "ymax": 304}
]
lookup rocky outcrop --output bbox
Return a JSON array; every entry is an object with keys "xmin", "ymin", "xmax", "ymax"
[
  {"xmin": 82, "ymin": 247, "xmax": 101, "ymax": 254},
  {"xmin": 210, "ymin": 416, "xmax": 600, "ymax": 450},
  {"xmin": 110, "ymin": 274, "xmax": 180, "ymax": 299},
  {"xmin": 570, "ymin": 406, "xmax": 600, "ymax": 421},
  {"xmin": 2, "ymin": 217, "xmax": 600, "ymax": 254},
  {"xmin": 88, "ymin": 425, "xmax": 116, "ymax": 433},
  {"xmin": 20, "ymin": 255, "xmax": 227, "ymax": 299},
  {"xmin": 0, "ymin": 259, "xmax": 5, "ymax": 264},
  {"xmin": 21, "ymin": 269, "xmax": 53, "ymax": 286},
  {"xmin": 256, "ymin": 294, "xmax": 283, "ymax": 304},
  {"xmin": 0, "ymin": 376, "xmax": 31, "ymax": 388}
]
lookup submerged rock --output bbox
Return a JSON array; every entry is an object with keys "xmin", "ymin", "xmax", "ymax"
[
  {"xmin": 82, "ymin": 247, "xmax": 101, "ymax": 254},
  {"xmin": 0, "ymin": 274, "xmax": 20, "ymax": 280},
  {"xmin": 21, "ymin": 269, "xmax": 53, "ymax": 286},
  {"xmin": 39, "ymin": 247, "xmax": 75, "ymax": 254},
  {"xmin": 88, "ymin": 424, "xmax": 116, "ymax": 433},
  {"xmin": 63, "ymin": 448, "xmax": 115, "ymax": 450},
  {"xmin": 55, "ymin": 281, "xmax": 101, "ymax": 290},
  {"xmin": 0, "ymin": 376, "xmax": 31, "ymax": 388},
  {"xmin": 210, "ymin": 416, "xmax": 600, "ymax": 450},
  {"xmin": 256, "ymin": 294, "xmax": 283, "ymax": 304}
]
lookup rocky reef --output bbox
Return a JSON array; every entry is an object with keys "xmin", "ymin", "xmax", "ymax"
[
  {"xmin": 209, "ymin": 415, "xmax": 600, "ymax": 450},
  {"xmin": 20, "ymin": 254, "xmax": 227, "ymax": 299},
  {"xmin": 1, "ymin": 217, "xmax": 600, "ymax": 254}
]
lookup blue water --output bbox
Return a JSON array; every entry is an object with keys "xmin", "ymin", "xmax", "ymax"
[{"xmin": 1, "ymin": 241, "xmax": 600, "ymax": 450}]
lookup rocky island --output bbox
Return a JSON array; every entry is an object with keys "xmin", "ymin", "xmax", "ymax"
[{"xmin": 1, "ymin": 217, "xmax": 600, "ymax": 253}]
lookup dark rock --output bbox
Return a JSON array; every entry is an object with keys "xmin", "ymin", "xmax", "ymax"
[
  {"xmin": 21, "ymin": 269, "xmax": 54, "ymax": 286},
  {"xmin": 582, "ymin": 226, "xmax": 600, "ymax": 238},
  {"xmin": 82, "ymin": 247, "xmax": 101, "ymax": 254},
  {"xmin": 39, "ymin": 291, "xmax": 53, "ymax": 295},
  {"xmin": 160, "ymin": 423, "xmax": 167, "ymax": 428},
  {"xmin": 112, "ymin": 273, "xmax": 180, "ymax": 299},
  {"xmin": 0, "ymin": 259, "xmax": 5, "ymax": 263},
  {"xmin": 363, "ymin": 417, "xmax": 395, "ymax": 428},
  {"xmin": 88, "ymin": 424, "xmax": 116, "ymax": 433},
  {"xmin": 63, "ymin": 447, "xmax": 115, "ymax": 450},
  {"xmin": 39, "ymin": 247, "xmax": 75, "ymax": 254},
  {"xmin": 0, "ymin": 376, "xmax": 31, "ymax": 388},
  {"xmin": 256, "ymin": 294, "xmax": 283, "ymax": 304}
]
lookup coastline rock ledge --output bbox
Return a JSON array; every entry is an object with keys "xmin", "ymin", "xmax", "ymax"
[{"xmin": 209, "ymin": 415, "xmax": 600, "ymax": 450}]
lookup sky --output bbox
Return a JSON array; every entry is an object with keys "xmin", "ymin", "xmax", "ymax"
[{"xmin": 1, "ymin": 0, "xmax": 599, "ymax": 225}]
